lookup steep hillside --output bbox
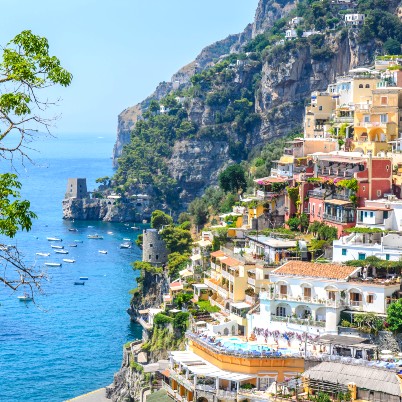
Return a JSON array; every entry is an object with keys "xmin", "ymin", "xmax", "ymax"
[{"xmin": 112, "ymin": 0, "xmax": 402, "ymax": 212}]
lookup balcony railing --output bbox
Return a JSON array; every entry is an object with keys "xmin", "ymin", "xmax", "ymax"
[
  {"xmin": 217, "ymin": 287, "xmax": 229, "ymax": 299},
  {"xmin": 204, "ymin": 278, "xmax": 218, "ymax": 291},
  {"xmin": 247, "ymin": 277, "xmax": 256, "ymax": 286},
  {"xmin": 332, "ymin": 193, "xmax": 350, "ymax": 201},
  {"xmin": 323, "ymin": 213, "xmax": 355, "ymax": 223},
  {"xmin": 308, "ymin": 190, "xmax": 326, "ymax": 199},
  {"xmin": 271, "ymin": 315, "xmax": 325, "ymax": 327},
  {"xmin": 260, "ymin": 292, "xmax": 344, "ymax": 308},
  {"xmin": 256, "ymin": 190, "xmax": 278, "ymax": 200}
]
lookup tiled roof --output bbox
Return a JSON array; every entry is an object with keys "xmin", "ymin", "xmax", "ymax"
[
  {"xmin": 221, "ymin": 257, "xmax": 242, "ymax": 267},
  {"xmin": 271, "ymin": 261, "xmax": 358, "ymax": 280},
  {"xmin": 210, "ymin": 250, "xmax": 225, "ymax": 258}
]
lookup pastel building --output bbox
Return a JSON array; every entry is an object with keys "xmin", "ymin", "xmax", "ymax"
[{"xmin": 248, "ymin": 261, "xmax": 400, "ymax": 335}]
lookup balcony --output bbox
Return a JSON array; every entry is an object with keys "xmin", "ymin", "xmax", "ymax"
[
  {"xmin": 323, "ymin": 213, "xmax": 355, "ymax": 224},
  {"xmin": 247, "ymin": 277, "xmax": 256, "ymax": 286},
  {"xmin": 270, "ymin": 168, "xmax": 293, "ymax": 177},
  {"xmin": 332, "ymin": 193, "xmax": 350, "ymax": 201},
  {"xmin": 204, "ymin": 278, "xmax": 218, "ymax": 291},
  {"xmin": 308, "ymin": 190, "xmax": 326, "ymax": 199},
  {"xmin": 260, "ymin": 292, "xmax": 344, "ymax": 308},
  {"xmin": 256, "ymin": 190, "xmax": 278, "ymax": 200},
  {"xmin": 271, "ymin": 315, "xmax": 325, "ymax": 327},
  {"xmin": 217, "ymin": 286, "xmax": 229, "ymax": 299}
]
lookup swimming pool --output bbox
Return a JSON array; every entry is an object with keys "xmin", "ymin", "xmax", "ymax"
[{"xmin": 215, "ymin": 337, "xmax": 292, "ymax": 354}]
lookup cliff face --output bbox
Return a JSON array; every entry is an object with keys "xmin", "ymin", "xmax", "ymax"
[
  {"xmin": 112, "ymin": 0, "xmax": 384, "ymax": 211},
  {"xmin": 62, "ymin": 198, "xmax": 150, "ymax": 222}
]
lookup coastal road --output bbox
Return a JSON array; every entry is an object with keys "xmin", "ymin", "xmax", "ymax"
[{"xmin": 65, "ymin": 388, "xmax": 109, "ymax": 402}]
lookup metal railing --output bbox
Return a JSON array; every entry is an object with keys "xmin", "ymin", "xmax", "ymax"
[{"xmin": 323, "ymin": 213, "xmax": 355, "ymax": 223}]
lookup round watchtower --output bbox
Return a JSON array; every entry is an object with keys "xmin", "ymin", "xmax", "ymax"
[{"xmin": 142, "ymin": 229, "xmax": 168, "ymax": 266}]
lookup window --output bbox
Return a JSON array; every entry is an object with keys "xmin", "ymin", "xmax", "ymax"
[
  {"xmin": 386, "ymin": 254, "xmax": 390, "ymax": 261},
  {"xmin": 342, "ymin": 249, "xmax": 347, "ymax": 256},
  {"xmin": 149, "ymin": 254, "xmax": 152, "ymax": 259},
  {"xmin": 264, "ymin": 274, "xmax": 269, "ymax": 280},
  {"xmin": 359, "ymin": 84, "xmax": 363, "ymax": 88},
  {"xmin": 280, "ymin": 285, "xmax": 287, "ymax": 295},
  {"xmin": 367, "ymin": 294, "xmax": 374, "ymax": 304},
  {"xmin": 304, "ymin": 287, "xmax": 312, "ymax": 298},
  {"xmin": 149, "ymin": 244, "xmax": 153, "ymax": 247},
  {"xmin": 377, "ymin": 190, "xmax": 382, "ymax": 197},
  {"xmin": 370, "ymin": 212, "xmax": 374, "ymax": 218},
  {"xmin": 380, "ymin": 114, "xmax": 388, "ymax": 123},
  {"xmin": 362, "ymin": 186, "xmax": 366, "ymax": 191},
  {"xmin": 328, "ymin": 291, "xmax": 336, "ymax": 301},
  {"xmin": 364, "ymin": 211, "xmax": 368, "ymax": 218},
  {"xmin": 319, "ymin": 106, "xmax": 323, "ymax": 111},
  {"xmin": 365, "ymin": 84, "xmax": 370, "ymax": 88},
  {"xmin": 276, "ymin": 306, "xmax": 287, "ymax": 317},
  {"xmin": 384, "ymin": 211, "xmax": 389, "ymax": 219},
  {"xmin": 358, "ymin": 253, "xmax": 366, "ymax": 260},
  {"xmin": 363, "ymin": 115, "xmax": 370, "ymax": 123},
  {"xmin": 155, "ymin": 255, "xmax": 159, "ymax": 260},
  {"xmin": 381, "ymin": 96, "xmax": 388, "ymax": 105}
]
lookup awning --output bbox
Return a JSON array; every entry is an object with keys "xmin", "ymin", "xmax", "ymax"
[
  {"xmin": 179, "ymin": 268, "xmax": 193, "ymax": 277},
  {"xmin": 279, "ymin": 155, "xmax": 294, "ymax": 164},
  {"xmin": 324, "ymin": 199, "xmax": 353, "ymax": 206},
  {"xmin": 231, "ymin": 302, "xmax": 251, "ymax": 309},
  {"xmin": 190, "ymin": 254, "xmax": 201, "ymax": 261},
  {"xmin": 138, "ymin": 309, "xmax": 149, "ymax": 315}
]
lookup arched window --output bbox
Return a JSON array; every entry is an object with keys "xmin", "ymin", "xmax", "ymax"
[
  {"xmin": 359, "ymin": 84, "xmax": 363, "ymax": 88},
  {"xmin": 365, "ymin": 84, "xmax": 370, "ymax": 88}
]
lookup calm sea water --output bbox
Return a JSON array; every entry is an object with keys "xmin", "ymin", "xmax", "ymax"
[{"xmin": 0, "ymin": 133, "xmax": 142, "ymax": 402}]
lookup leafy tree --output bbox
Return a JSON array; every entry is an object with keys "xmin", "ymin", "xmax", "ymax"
[
  {"xmin": 178, "ymin": 212, "xmax": 192, "ymax": 224},
  {"xmin": 167, "ymin": 252, "xmax": 190, "ymax": 278},
  {"xmin": 387, "ymin": 299, "xmax": 402, "ymax": 332},
  {"xmin": 384, "ymin": 38, "xmax": 401, "ymax": 55},
  {"xmin": 287, "ymin": 216, "xmax": 301, "ymax": 231},
  {"xmin": 160, "ymin": 226, "xmax": 192, "ymax": 254},
  {"xmin": 0, "ymin": 31, "xmax": 71, "ymax": 299},
  {"xmin": 218, "ymin": 164, "xmax": 247, "ymax": 194},
  {"xmin": 189, "ymin": 198, "xmax": 209, "ymax": 227},
  {"xmin": 174, "ymin": 292, "xmax": 193, "ymax": 309},
  {"xmin": 151, "ymin": 210, "xmax": 173, "ymax": 229}
]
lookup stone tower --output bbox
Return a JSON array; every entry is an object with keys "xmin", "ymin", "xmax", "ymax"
[
  {"xmin": 65, "ymin": 178, "xmax": 88, "ymax": 199},
  {"xmin": 142, "ymin": 228, "xmax": 168, "ymax": 266}
]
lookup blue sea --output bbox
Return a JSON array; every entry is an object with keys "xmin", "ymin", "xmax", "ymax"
[{"xmin": 0, "ymin": 133, "xmax": 142, "ymax": 402}]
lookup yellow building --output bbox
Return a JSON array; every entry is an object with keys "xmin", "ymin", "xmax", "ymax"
[
  {"xmin": 352, "ymin": 87, "xmax": 402, "ymax": 155},
  {"xmin": 304, "ymin": 91, "xmax": 335, "ymax": 138}
]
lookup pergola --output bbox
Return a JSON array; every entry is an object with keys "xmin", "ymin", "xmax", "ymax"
[{"xmin": 170, "ymin": 351, "xmax": 256, "ymax": 392}]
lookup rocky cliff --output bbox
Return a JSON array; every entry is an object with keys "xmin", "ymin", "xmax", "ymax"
[{"xmin": 112, "ymin": 0, "xmax": 400, "ymax": 212}]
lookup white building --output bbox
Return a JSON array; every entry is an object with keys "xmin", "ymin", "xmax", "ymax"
[
  {"xmin": 333, "ymin": 232, "xmax": 402, "ymax": 262},
  {"xmin": 245, "ymin": 235, "xmax": 298, "ymax": 265},
  {"xmin": 290, "ymin": 16, "xmax": 303, "ymax": 26},
  {"xmin": 285, "ymin": 29, "xmax": 297, "ymax": 39},
  {"xmin": 344, "ymin": 14, "xmax": 365, "ymax": 25},
  {"xmin": 247, "ymin": 261, "xmax": 399, "ymax": 335}
]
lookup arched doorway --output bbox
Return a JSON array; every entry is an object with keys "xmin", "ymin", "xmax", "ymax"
[
  {"xmin": 295, "ymin": 305, "xmax": 312, "ymax": 319},
  {"xmin": 276, "ymin": 303, "xmax": 291, "ymax": 317}
]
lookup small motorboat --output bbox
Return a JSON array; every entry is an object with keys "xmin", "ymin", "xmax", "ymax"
[
  {"xmin": 47, "ymin": 237, "xmax": 62, "ymax": 242},
  {"xmin": 74, "ymin": 240, "xmax": 83, "ymax": 243},
  {"xmin": 68, "ymin": 228, "xmax": 78, "ymax": 232},
  {"xmin": 142, "ymin": 219, "xmax": 147, "ymax": 224},
  {"xmin": 63, "ymin": 258, "xmax": 75, "ymax": 263},
  {"xmin": 55, "ymin": 249, "xmax": 69, "ymax": 254},
  {"xmin": 120, "ymin": 243, "xmax": 131, "ymax": 249},
  {"xmin": 18, "ymin": 293, "xmax": 33, "ymax": 302},
  {"xmin": 69, "ymin": 244, "xmax": 78, "ymax": 247},
  {"xmin": 99, "ymin": 250, "xmax": 108, "ymax": 254},
  {"xmin": 51, "ymin": 245, "xmax": 64, "ymax": 249},
  {"xmin": 123, "ymin": 238, "xmax": 131, "ymax": 241},
  {"xmin": 131, "ymin": 226, "xmax": 140, "ymax": 230},
  {"xmin": 74, "ymin": 281, "xmax": 85, "ymax": 285},
  {"xmin": 87, "ymin": 234, "xmax": 103, "ymax": 240},
  {"xmin": 107, "ymin": 231, "xmax": 114, "ymax": 235},
  {"xmin": 36, "ymin": 252, "xmax": 50, "ymax": 257},
  {"xmin": 44, "ymin": 262, "xmax": 62, "ymax": 267},
  {"xmin": 79, "ymin": 277, "xmax": 88, "ymax": 281}
]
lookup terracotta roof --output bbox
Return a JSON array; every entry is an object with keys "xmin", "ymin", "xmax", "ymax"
[
  {"xmin": 271, "ymin": 261, "xmax": 358, "ymax": 280},
  {"xmin": 357, "ymin": 206, "xmax": 392, "ymax": 211},
  {"xmin": 221, "ymin": 257, "xmax": 242, "ymax": 267},
  {"xmin": 210, "ymin": 250, "xmax": 225, "ymax": 258},
  {"xmin": 170, "ymin": 280, "xmax": 183, "ymax": 290},
  {"xmin": 324, "ymin": 199, "xmax": 353, "ymax": 206},
  {"xmin": 254, "ymin": 177, "xmax": 288, "ymax": 184}
]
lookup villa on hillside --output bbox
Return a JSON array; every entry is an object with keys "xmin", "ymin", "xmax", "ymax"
[{"xmin": 247, "ymin": 261, "xmax": 400, "ymax": 336}]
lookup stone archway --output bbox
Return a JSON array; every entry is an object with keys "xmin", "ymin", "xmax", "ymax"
[{"xmin": 295, "ymin": 305, "xmax": 312, "ymax": 319}]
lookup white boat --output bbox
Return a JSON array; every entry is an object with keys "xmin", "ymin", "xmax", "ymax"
[
  {"xmin": 142, "ymin": 219, "xmax": 147, "ymax": 224},
  {"xmin": 36, "ymin": 252, "xmax": 50, "ymax": 257},
  {"xmin": 47, "ymin": 237, "xmax": 62, "ymax": 242},
  {"xmin": 87, "ymin": 234, "xmax": 103, "ymax": 239},
  {"xmin": 120, "ymin": 243, "xmax": 131, "ymax": 249},
  {"xmin": 18, "ymin": 293, "xmax": 33, "ymax": 302},
  {"xmin": 99, "ymin": 250, "xmax": 108, "ymax": 254},
  {"xmin": 63, "ymin": 258, "xmax": 75, "ymax": 263},
  {"xmin": 55, "ymin": 249, "xmax": 69, "ymax": 254},
  {"xmin": 74, "ymin": 240, "xmax": 83, "ymax": 243},
  {"xmin": 123, "ymin": 238, "xmax": 131, "ymax": 241},
  {"xmin": 51, "ymin": 245, "xmax": 64, "ymax": 249},
  {"xmin": 68, "ymin": 228, "xmax": 78, "ymax": 232},
  {"xmin": 44, "ymin": 262, "xmax": 62, "ymax": 267},
  {"xmin": 69, "ymin": 244, "xmax": 77, "ymax": 247},
  {"xmin": 131, "ymin": 226, "xmax": 140, "ymax": 230},
  {"xmin": 107, "ymin": 231, "xmax": 114, "ymax": 235},
  {"xmin": 79, "ymin": 276, "xmax": 88, "ymax": 280}
]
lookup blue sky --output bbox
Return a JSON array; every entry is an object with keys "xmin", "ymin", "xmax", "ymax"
[{"xmin": 0, "ymin": 0, "xmax": 259, "ymax": 136}]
